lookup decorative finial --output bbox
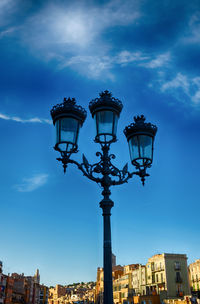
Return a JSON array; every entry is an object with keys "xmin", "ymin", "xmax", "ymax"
[
  {"xmin": 99, "ymin": 90, "xmax": 112, "ymax": 98},
  {"xmin": 134, "ymin": 115, "xmax": 146, "ymax": 123},
  {"xmin": 63, "ymin": 97, "xmax": 76, "ymax": 105}
]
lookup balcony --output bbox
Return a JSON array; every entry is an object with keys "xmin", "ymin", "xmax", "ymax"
[
  {"xmin": 176, "ymin": 291, "xmax": 184, "ymax": 297},
  {"xmin": 151, "ymin": 267, "xmax": 164, "ymax": 272}
]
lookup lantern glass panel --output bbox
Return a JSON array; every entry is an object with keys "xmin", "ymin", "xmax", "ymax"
[
  {"xmin": 55, "ymin": 117, "xmax": 79, "ymax": 152},
  {"xmin": 128, "ymin": 136, "xmax": 139, "ymax": 162},
  {"xmin": 95, "ymin": 110, "xmax": 118, "ymax": 142},
  {"xmin": 139, "ymin": 135, "xmax": 152, "ymax": 159},
  {"xmin": 128, "ymin": 135, "xmax": 153, "ymax": 166}
]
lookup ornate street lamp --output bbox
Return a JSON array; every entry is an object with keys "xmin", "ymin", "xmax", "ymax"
[
  {"xmin": 50, "ymin": 90, "xmax": 157, "ymax": 304},
  {"xmin": 51, "ymin": 97, "xmax": 87, "ymax": 172},
  {"xmin": 124, "ymin": 115, "xmax": 157, "ymax": 185},
  {"xmin": 89, "ymin": 91, "xmax": 123, "ymax": 144}
]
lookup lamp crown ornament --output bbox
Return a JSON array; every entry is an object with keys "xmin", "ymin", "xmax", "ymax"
[
  {"xmin": 134, "ymin": 115, "xmax": 145, "ymax": 123},
  {"xmin": 99, "ymin": 90, "xmax": 112, "ymax": 98},
  {"xmin": 63, "ymin": 97, "xmax": 76, "ymax": 105},
  {"xmin": 89, "ymin": 90, "xmax": 123, "ymax": 117},
  {"xmin": 124, "ymin": 115, "xmax": 157, "ymax": 139},
  {"xmin": 50, "ymin": 97, "xmax": 87, "ymax": 125}
]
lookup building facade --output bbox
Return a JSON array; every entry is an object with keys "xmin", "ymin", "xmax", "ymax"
[
  {"xmin": 146, "ymin": 254, "xmax": 190, "ymax": 299},
  {"xmin": 188, "ymin": 259, "xmax": 200, "ymax": 292},
  {"xmin": 0, "ymin": 262, "xmax": 6, "ymax": 304}
]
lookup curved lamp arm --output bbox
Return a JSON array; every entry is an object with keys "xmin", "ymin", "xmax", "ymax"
[{"xmin": 57, "ymin": 156, "xmax": 102, "ymax": 184}]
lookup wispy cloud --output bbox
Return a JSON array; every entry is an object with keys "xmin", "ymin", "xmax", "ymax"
[
  {"xmin": 59, "ymin": 55, "xmax": 115, "ymax": 79},
  {"xmin": 0, "ymin": 26, "xmax": 19, "ymax": 38},
  {"xmin": 140, "ymin": 52, "xmax": 171, "ymax": 69},
  {"xmin": 182, "ymin": 13, "xmax": 200, "ymax": 44},
  {"xmin": 0, "ymin": 113, "xmax": 51, "ymax": 124},
  {"xmin": 115, "ymin": 51, "xmax": 149, "ymax": 65},
  {"xmin": 0, "ymin": 0, "xmax": 20, "ymax": 27},
  {"xmin": 161, "ymin": 73, "xmax": 189, "ymax": 93},
  {"xmin": 58, "ymin": 50, "xmax": 171, "ymax": 79},
  {"xmin": 15, "ymin": 174, "xmax": 48, "ymax": 192},
  {"xmin": 160, "ymin": 73, "xmax": 200, "ymax": 106}
]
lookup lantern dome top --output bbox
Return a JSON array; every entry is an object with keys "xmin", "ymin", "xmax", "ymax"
[
  {"xmin": 89, "ymin": 90, "xmax": 123, "ymax": 117},
  {"xmin": 51, "ymin": 97, "xmax": 87, "ymax": 125},
  {"xmin": 124, "ymin": 115, "xmax": 157, "ymax": 140}
]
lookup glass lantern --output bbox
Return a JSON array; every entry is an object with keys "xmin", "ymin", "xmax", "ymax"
[
  {"xmin": 51, "ymin": 97, "xmax": 87, "ymax": 155},
  {"xmin": 55, "ymin": 117, "xmax": 80, "ymax": 153},
  {"xmin": 124, "ymin": 115, "xmax": 157, "ymax": 168},
  {"xmin": 89, "ymin": 91, "xmax": 123, "ymax": 144}
]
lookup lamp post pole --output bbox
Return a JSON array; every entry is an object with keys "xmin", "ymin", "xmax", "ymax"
[
  {"xmin": 50, "ymin": 91, "xmax": 157, "ymax": 304},
  {"xmin": 100, "ymin": 144, "xmax": 114, "ymax": 304}
]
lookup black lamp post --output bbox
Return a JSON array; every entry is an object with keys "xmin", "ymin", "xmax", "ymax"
[{"xmin": 50, "ymin": 90, "xmax": 157, "ymax": 304}]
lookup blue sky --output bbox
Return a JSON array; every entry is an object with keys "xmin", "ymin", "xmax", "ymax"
[{"xmin": 0, "ymin": 0, "xmax": 200, "ymax": 286}]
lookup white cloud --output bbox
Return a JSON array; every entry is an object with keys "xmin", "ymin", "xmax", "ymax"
[
  {"xmin": 22, "ymin": 0, "xmax": 141, "ymax": 50},
  {"xmin": 141, "ymin": 52, "xmax": 171, "ymax": 69},
  {"xmin": 0, "ymin": 0, "xmax": 19, "ymax": 26},
  {"xmin": 58, "ymin": 50, "xmax": 171, "ymax": 79},
  {"xmin": 0, "ymin": 26, "xmax": 19, "ymax": 38},
  {"xmin": 15, "ymin": 174, "xmax": 48, "ymax": 192},
  {"xmin": 191, "ymin": 77, "xmax": 200, "ymax": 104},
  {"xmin": 161, "ymin": 73, "xmax": 189, "ymax": 93},
  {"xmin": 182, "ymin": 13, "xmax": 200, "ymax": 44},
  {"xmin": 0, "ymin": 0, "xmax": 173, "ymax": 80},
  {"xmin": 192, "ymin": 90, "xmax": 200, "ymax": 104},
  {"xmin": 60, "ymin": 55, "xmax": 114, "ymax": 79},
  {"xmin": 1, "ymin": 0, "xmax": 142, "ymax": 80},
  {"xmin": 160, "ymin": 73, "xmax": 200, "ymax": 106},
  {"xmin": 0, "ymin": 113, "xmax": 51, "ymax": 124},
  {"xmin": 116, "ymin": 51, "xmax": 149, "ymax": 65},
  {"xmin": 0, "ymin": 0, "xmax": 173, "ymax": 79},
  {"xmin": 0, "ymin": 113, "xmax": 10, "ymax": 120}
]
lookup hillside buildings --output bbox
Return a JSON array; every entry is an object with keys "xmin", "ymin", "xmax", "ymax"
[
  {"xmin": 0, "ymin": 262, "xmax": 48, "ymax": 304},
  {"xmin": 48, "ymin": 282, "xmax": 96, "ymax": 303}
]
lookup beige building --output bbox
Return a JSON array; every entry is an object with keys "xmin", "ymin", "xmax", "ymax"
[
  {"xmin": 132, "ymin": 265, "xmax": 146, "ymax": 296},
  {"xmin": 188, "ymin": 259, "xmax": 200, "ymax": 292},
  {"xmin": 96, "ymin": 267, "xmax": 104, "ymax": 304},
  {"xmin": 113, "ymin": 264, "xmax": 139, "ymax": 304},
  {"xmin": 146, "ymin": 254, "xmax": 190, "ymax": 299},
  {"xmin": 48, "ymin": 285, "xmax": 66, "ymax": 304}
]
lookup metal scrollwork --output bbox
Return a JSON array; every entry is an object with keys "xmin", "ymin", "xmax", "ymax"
[{"xmin": 57, "ymin": 142, "xmax": 150, "ymax": 187}]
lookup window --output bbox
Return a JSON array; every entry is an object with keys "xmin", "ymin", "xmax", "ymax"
[
  {"xmin": 156, "ymin": 274, "xmax": 159, "ymax": 282},
  {"xmin": 175, "ymin": 262, "xmax": 181, "ymax": 270},
  {"xmin": 176, "ymin": 272, "xmax": 182, "ymax": 283}
]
